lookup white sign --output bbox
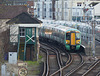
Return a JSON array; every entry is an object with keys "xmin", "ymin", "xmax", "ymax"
[
  {"xmin": 17, "ymin": 62, "xmax": 27, "ymax": 68},
  {"xmin": 8, "ymin": 52, "xmax": 17, "ymax": 64},
  {"xmin": 18, "ymin": 68, "xmax": 28, "ymax": 76}
]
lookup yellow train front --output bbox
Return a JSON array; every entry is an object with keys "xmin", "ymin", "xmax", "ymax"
[{"xmin": 65, "ymin": 29, "xmax": 81, "ymax": 52}]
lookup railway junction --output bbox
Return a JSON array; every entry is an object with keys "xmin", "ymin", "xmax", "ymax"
[{"xmin": 0, "ymin": 12, "xmax": 100, "ymax": 76}]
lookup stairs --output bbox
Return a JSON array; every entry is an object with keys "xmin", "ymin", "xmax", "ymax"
[{"xmin": 18, "ymin": 37, "xmax": 26, "ymax": 61}]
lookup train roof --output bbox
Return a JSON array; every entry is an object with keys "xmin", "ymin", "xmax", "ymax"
[
  {"xmin": 39, "ymin": 19, "xmax": 55, "ymax": 24},
  {"xmin": 41, "ymin": 19, "xmax": 92, "ymax": 29},
  {"xmin": 43, "ymin": 24, "xmax": 80, "ymax": 32},
  {"xmin": 95, "ymin": 25, "xmax": 100, "ymax": 29}
]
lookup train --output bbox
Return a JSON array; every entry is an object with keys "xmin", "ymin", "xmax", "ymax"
[
  {"xmin": 40, "ymin": 19, "xmax": 100, "ymax": 42},
  {"xmin": 39, "ymin": 24, "xmax": 82, "ymax": 51},
  {"xmin": 95, "ymin": 25, "xmax": 100, "ymax": 41}
]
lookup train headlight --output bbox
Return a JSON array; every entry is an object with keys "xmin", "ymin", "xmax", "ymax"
[
  {"xmin": 76, "ymin": 40, "xmax": 80, "ymax": 44},
  {"xmin": 66, "ymin": 40, "xmax": 70, "ymax": 44}
]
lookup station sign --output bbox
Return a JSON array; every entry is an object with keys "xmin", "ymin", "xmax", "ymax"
[{"xmin": 45, "ymin": 32, "xmax": 52, "ymax": 34}]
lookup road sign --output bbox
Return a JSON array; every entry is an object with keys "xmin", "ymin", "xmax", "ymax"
[{"xmin": 18, "ymin": 68, "xmax": 28, "ymax": 76}]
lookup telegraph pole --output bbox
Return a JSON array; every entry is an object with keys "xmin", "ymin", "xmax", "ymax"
[
  {"xmin": 92, "ymin": 5, "xmax": 95, "ymax": 57},
  {"xmin": 92, "ymin": 21, "xmax": 95, "ymax": 57},
  {"xmin": 76, "ymin": 7, "xmax": 77, "ymax": 22},
  {"xmin": 61, "ymin": 0, "xmax": 64, "ymax": 20},
  {"xmin": 90, "ymin": 3, "xmax": 96, "ymax": 58},
  {"xmin": 83, "ymin": 0, "xmax": 86, "ymax": 21},
  {"xmin": 35, "ymin": 28, "xmax": 40, "ymax": 61},
  {"xmin": 57, "ymin": 0, "xmax": 58, "ymax": 20},
  {"xmin": 70, "ymin": 0, "xmax": 73, "ymax": 21}
]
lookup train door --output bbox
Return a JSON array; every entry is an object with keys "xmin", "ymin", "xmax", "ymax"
[{"xmin": 71, "ymin": 33, "xmax": 76, "ymax": 45}]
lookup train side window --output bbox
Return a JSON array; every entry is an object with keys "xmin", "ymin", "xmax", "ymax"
[
  {"xmin": 77, "ymin": 26, "xmax": 79, "ymax": 30},
  {"xmin": 66, "ymin": 33, "xmax": 70, "ymax": 40}
]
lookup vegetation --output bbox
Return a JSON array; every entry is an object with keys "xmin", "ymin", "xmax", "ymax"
[
  {"xmin": 26, "ymin": 61, "xmax": 40, "ymax": 65},
  {"xmin": 25, "ymin": 55, "xmax": 43, "ymax": 65},
  {"xmin": 25, "ymin": 55, "xmax": 43, "ymax": 75}
]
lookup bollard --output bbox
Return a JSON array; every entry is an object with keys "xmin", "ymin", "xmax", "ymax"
[
  {"xmin": 12, "ymin": 73, "xmax": 15, "ymax": 76},
  {"xmin": 1, "ymin": 64, "xmax": 6, "ymax": 76},
  {"xmin": 6, "ymin": 72, "xmax": 10, "ymax": 76}
]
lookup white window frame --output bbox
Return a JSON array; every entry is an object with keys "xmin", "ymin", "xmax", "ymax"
[{"xmin": 19, "ymin": 28, "xmax": 25, "ymax": 37}]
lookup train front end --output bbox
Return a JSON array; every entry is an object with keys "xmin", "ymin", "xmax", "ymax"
[{"xmin": 65, "ymin": 30, "xmax": 81, "ymax": 51}]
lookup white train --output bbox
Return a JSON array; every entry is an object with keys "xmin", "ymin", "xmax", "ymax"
[
  {"xmin": 40, "ymin": 19, "xmax": 100, "ymax": 42},
  {"xmin": 39, "ymin": 24, "xmax": 82, "ymax": 51}
]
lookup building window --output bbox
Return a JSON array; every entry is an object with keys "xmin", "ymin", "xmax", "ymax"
[
  {"xmin": 44, "ymin": 8, "xmax": 46, "ymax": 11},
  {"xmin": 65, "ymin": 2, "xmax": 67, "ymax": 8},
  {"xmin": 38, "ymin": 8, "xmax": 40, "ymax": 11},
  {"xmin": 38, "ymin": 8, "xmax": 40, "ymax": 17},
  {"xmin": 49, "ymin": 8, "xmax": 52, "ymax": 12},
  {"xmin": 19, "ymin": 28, "xmax": 25, "ymax": 37},
  {"xmin": 38, "ymin": 4, "xmax": 40, "ymax": 8},
  {"xmin": 77, "ymin": 3, "xmax": 82, "ymax": 6},
  {"xmin": 89, "ymin": 11, "xmax": 91, "ymax": 15},
  {"xmin": 65, "ymin": 12, "xmax": 67, "ymax": 16},
  {"xmin": 50, "ymin": 16, "xmax": 52, "ymax": 18},
  {"xmin": 38, "ymin": 11, "xmax": 40, "ymax": 17},
  {"xmin": 77, "ymin": 12, "xmax": 79, "ymax": 16},
  {"xmin": 44, "ymin": 3, "xmax": 46, "ymax": 8},
  {"xmin": 50, "ymin": 3, "xmax": 52, "ymax": 18},
  {"xmin": 44, "ymin": 8, "xmax": 46, "ymax": 18}
]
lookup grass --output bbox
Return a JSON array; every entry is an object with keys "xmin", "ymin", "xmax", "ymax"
[
  {"xmin": 25, "ymin": 61, "xmax": 40, "ymax": 75},
  {"xmin": 24, "ymin": 55, "xmax": 43, "ymax": 75},
  {"xmin": 26, "ymin": 61, "xmax": 40, "ymax": 65},
  {"xmin": 39, "ymin": 55, "xmax": 42, "ymax": 59},
  {"xmin": 25, "ymin": 55, "xmax": 43, "ymax": 66}
]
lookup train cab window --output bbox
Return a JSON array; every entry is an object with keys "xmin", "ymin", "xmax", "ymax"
[
  {"xmin": 66, "ymin": 33, "xmax": 70, "ymax": 40},
  {"xmin": 76, "ymin": 33, "xmax": 80, "ymax": 40},
  {"xmin": 77, "ymin": 26, "xmax": 79, "ymax": 30}
]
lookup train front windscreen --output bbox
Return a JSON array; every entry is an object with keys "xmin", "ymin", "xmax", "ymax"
[{"xmin": 66, "ymin": 31, "xmax": 81, "ymax": 45}]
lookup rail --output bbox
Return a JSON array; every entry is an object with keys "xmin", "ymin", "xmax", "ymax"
[
  {"xmin": 40, "ymin": 48, "xmax": 49, "ymax": 76},
  {"xmin": 64, "ymin": 53, "xmax": 84, "ymax": 76},
  {"xmin": 40, "ymin": 42, "xmax": 62, "ymax": 76},
  {"xmin": 50, "ymin": 52, "xmax": 72, "ymax": 76},
  {"xmin": 82, "ymin": 59, "xmax": 100, "ymax": 76}
]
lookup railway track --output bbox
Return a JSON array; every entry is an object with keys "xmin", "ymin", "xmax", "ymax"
[
  {"xmin": 40, "ymin": 42, "xmax": 62, "ymax": 76},
  {"xmin": 82, "ymin": 59, "xmax": 100, "ymax": 76},
  {"xmin": 40, "ymin": 48, "xmax": 49, "ymax": 76},
  {"xmin": 67, "ymin": 62, "xmax": 91, "ymax": 76},
  {"xmin": 63, "ymin": 53, "xmax": 83, "ymax": 76},
  {"xmin": 61, "ymin": 56, "xmax": 100, "ymax": 76},
  {"xmin": 96, "ymin": 71, "xmax": 100, "ymax": 76},
  {"xmin": 50, "ymin": 53, "xmax": 83, "ymax": 76},
  {"xmin": 40, "ymin": 41, "xmax": 84, "ymax": 76}
]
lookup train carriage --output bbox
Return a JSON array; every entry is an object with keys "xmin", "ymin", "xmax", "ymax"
[{"xmin": 39, "ymin": 24, "xmax": 81, "ymax": 51}]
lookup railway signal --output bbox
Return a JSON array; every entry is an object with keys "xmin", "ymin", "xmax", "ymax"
[{"xmin": 83, "ymin": 8, "xmax": 89, "ymax": 13}]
